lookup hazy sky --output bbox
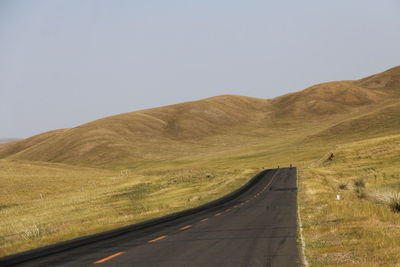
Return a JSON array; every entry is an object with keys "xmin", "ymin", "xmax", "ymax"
[{"xmin": 1, "ymin": 0, "xmax": 400, "ymax": 138}]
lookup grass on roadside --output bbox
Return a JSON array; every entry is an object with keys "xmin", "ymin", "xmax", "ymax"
[
  {"xmin": 298, "ymin": 134, "xmax": 400, "ymax": 266},
  {"xmin": 0, "ymin": 158, "xmax": 260, "ymax": 257}
]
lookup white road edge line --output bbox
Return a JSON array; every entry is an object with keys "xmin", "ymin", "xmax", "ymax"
[{"xmin": 297, "ymin": 167, "xmax": 309, "ymax": 267}]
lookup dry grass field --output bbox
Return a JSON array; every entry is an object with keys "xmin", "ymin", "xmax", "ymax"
[
  {"xmin": 0, "ymin": 159, "xmax": 259, "ymax": 256},
  {"xmin": 299, "ymin": 134, "xmax": 400, "ymax": 266},
  {"xmin": 0, "ymin": 66, "xmax": 399, "ymax": 263}
]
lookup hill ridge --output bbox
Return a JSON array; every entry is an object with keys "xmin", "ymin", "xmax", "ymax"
[
  {"xmin": 1, "ymin": 66, "xmax": 399, "ymax": 167},
  {"xmin": 356, "ymin": 65, "xmax": 400, "ymax": 89}
]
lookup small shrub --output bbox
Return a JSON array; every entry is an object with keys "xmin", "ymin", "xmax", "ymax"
[
  {"xmin": 353, "ymin": 178, "xmax": 367, "ymax": 198},
  {"xmin": 389, "ymin": 194, "xmax": 400, "ymax": 213},
  {"xmin": 355, "ymin": 187, "xmax": 367, "ymax": 199},
  {"xmin": 353, "ymin": 178, "xmax": 365, "ymax": 188},
  {"xmin": 338, "ymin": 183, "xmax": 348, "ymax": 190}
]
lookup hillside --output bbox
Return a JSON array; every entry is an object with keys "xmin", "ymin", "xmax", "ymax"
[
  {"xmin": 0, "ymin": 66, "xmax": 399, "ymax": 168},
  {"xmin": 0, "ymin": 95, "xmax": 270, "ymax": 167},
  {"xmin": 1, "ymin": 66, "xmax": 400, "ymax": 259},
  {"xmin": 271, "ymin": 81, "xmax": 385, "ymax": 118},
  {"xmin": 0, "ymin": 130, "xmax": 67, "ymax": 158},
  {"xmin": 356, "ymin": 65, "xmax": 400, "ymax": 89}
]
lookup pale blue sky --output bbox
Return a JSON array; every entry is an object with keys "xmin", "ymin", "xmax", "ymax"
[{"xmin": 1, "ymin": 0, "xmax": 400, "ymax": 138}]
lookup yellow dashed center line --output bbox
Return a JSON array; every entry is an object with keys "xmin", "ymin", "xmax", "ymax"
[
  {"xmin": 94, "ymin": 176, "xmax": 278, "ymax": 264},
  {"xmin": 148, "ymin": 235, "xmax": 168, "ymax": 243},
  {"xmin": 180, "ymin": 225, "xmax": 191, "ymax": 230},
  {"xmin": 94, "ymin": 252, "xmax": 125, "ymax": 264}
]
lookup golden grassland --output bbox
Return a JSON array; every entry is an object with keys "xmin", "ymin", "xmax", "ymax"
[
  {"xmin": 299, "ymin": 134, "xmax": 400, "ymax": 266},
  {"xmin": 0, "ymin": 66, "xmax": 399, "ymax": 261},
  {"xmin": 0, "ymin": 158, "xmax": 261, "ymax": 257},
  {"xmin": 0, "ymin": 132, "xmax": 329, "ymax": 257}
]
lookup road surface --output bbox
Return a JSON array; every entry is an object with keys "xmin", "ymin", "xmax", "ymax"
[{"xmin": 16, "ymin": 168, "xmax": 300, "ymax": 267}]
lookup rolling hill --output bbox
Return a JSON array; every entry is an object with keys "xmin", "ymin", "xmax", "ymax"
[
  {"xmin": 1, "ymin": 65, "xmax": 400, "ymax": 261},
  {"xmin": 0, "ymin": 66, "xmax": 399, "ymax": 168}
]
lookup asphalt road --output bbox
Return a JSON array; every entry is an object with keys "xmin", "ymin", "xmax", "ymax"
[{"xmin": 17, "ymin": 168, "xmax": 300, "ymax": 267}]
